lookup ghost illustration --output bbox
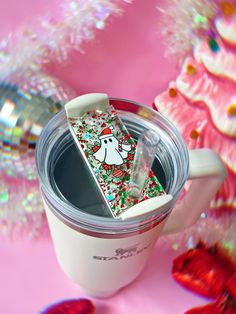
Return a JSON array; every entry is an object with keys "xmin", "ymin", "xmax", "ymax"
[{"xmin": 93, "ymin": 127, "xmax": 132, "ymax": 165}]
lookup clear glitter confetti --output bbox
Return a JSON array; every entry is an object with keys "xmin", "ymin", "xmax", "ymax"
[{"xmin": 172, "ymin": 243, "xmax": 180, "ymax": 251}]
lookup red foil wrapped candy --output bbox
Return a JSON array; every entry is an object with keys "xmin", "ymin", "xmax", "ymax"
[
  {"xmin": 40, "ymin": 298, "xmax": 95, "ymax": 314},
  {"xmin": 185, "ymin": 274, "xmax": 236, "ymax": 314},
  {"xmin": 172, "ymin": 242, "xmax": 236, "ymax": 299}
]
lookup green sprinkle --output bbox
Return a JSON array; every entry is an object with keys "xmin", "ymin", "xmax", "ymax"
[
  {"xmin": 124, "ymin": 175, "xmax": 130, "ymax": 181},
  {"xmin": 123, "ymin": 192, "xmax": 128, "ymax": 198},
  {"xmin": 0, "ymin": 190, "xmax": 8, "ymax": 203},
  {"xmin": 194, "ymin": 13, "xmax": 208, "ymax": 26},
  {"xmin": 155, "ymin": 185, "xmax": 163, "ymax": 191},
  {"xmin": 209, "ymin": 37, "xmax": 220, "ymax": 52}
]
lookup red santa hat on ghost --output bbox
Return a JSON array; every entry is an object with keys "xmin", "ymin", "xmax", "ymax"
[{"xmin": 99, "ymin": 126, "xmax": 114, "ymax": 139}]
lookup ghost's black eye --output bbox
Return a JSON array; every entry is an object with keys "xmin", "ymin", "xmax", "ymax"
[
  {"xmin": 109, "ymin": 138, "xmax": 112, "ymax": 142},
  {"xmin": 104, "ymin": 140, "xmax": 107, "ymax": 144}
]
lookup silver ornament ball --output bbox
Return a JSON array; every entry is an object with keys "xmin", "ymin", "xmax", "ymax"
[{"xmin": 0, "ymin": 71, "xmax": 76, "ymax": 179}]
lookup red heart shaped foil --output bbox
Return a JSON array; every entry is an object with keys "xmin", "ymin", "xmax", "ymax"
[
  {"xmin": 172, "ymin": 242, "xmax": 236, "ymax": 299},
  {"xmin": 185, "ymin": 274, "xmax": 236, "ymax": 314},
  {"xmin": 40, "ymin": 298, "xmax": 95, "ymax": 314}
]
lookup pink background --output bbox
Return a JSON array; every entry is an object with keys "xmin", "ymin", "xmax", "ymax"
[{"xmin": 0, "ymin": 0, "xmax": 207, "ymax": 313}]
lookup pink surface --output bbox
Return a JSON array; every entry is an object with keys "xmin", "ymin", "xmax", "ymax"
[
  {"xmin": 0, "ymin": 1, "xmax": 206, "ymax": 313},
  {"xmin": 0, "ymin": 237, "xmax": 207, "ymax": 314}
]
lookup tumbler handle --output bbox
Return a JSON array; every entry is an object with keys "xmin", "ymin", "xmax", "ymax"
[{"xmin": 161, "ymin": 149, "xmax": 227, "ymax": 235}]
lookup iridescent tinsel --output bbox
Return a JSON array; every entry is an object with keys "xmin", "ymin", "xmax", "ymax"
[
  {"xmin": 157, "ymin": 0, "xmax": 226, "ymax": 59},
  {"xmin": 0, "ymin": 0, "xmax": 131, "ymax": 79}
]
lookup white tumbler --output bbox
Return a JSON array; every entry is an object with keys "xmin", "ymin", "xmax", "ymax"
[{"xmin": 36, "ymin": 95, "xmax": 226, "ymax": 298}]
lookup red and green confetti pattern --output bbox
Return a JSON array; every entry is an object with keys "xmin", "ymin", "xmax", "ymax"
[{"xmin": 68, "ymin": 105, "xmax": 165, "ymax": 217}]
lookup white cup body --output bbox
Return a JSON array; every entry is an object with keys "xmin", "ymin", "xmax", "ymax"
[{"xmin": 44, "ymin": 198, "xmax": 167, "ymax": 298}]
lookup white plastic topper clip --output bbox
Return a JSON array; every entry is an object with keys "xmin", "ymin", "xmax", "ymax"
[{"xmin": 65, "ymin": 93, "xmax": 171, "ymax": 219}]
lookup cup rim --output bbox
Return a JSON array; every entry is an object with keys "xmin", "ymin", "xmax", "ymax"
[{"xmin": 36, "ymin": 97, "xmax": 189, "ymax": 234}]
